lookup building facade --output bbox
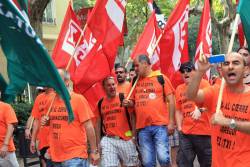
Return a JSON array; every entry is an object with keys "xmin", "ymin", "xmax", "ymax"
[{"xmin": 0, "ymin": 0, "xmax": 68, "ymax": 82}]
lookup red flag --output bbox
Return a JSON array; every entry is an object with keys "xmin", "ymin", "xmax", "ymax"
[
  {"xmin": 147, "ymin": 0, "xmax": 154, "ymax": 11},
  {"xmin": 72, "ymin": 0, "xmax": 126, "ymax": 93},
  {"xmin": 160, "ymin": 0, "xmax": 190, "ymax": 81},
  {"xmin": 237, "ymin": 0, "xmax": 246, "ymax": 47},
  {"xmin": 52, "ymin": 3, "xmax": 82, "ymax": 75},
  {"xmin": 75, "ymin": 7, "xmax": 93, "ymax": 28},
  {"xmin": 76, "ymin": 82, "xmax": 105, "ymax": 111},
  {"xmin": 51, "ymin": 3, "xmax": 102, "ymax": 110},
  {"xmin": 194, "ymin": 0, "xmax": 212, "ymax": 80},
  {"xmin": 130, "ymin": 11, "xmax": 161, "ymax": 70}
]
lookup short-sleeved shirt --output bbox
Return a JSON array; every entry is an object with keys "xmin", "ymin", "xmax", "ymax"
[
  {"xmin": 31, "ymin": 91, "xmax": 53, "ymax": 150},
  {"xmin": 99, "ymin": 95, "xmax": 131, "ymax": 140},
  {"xmin": 176, "ymin": 79, "xmax": 211, "ymax": 135},
  {"xmin": 132, "ymin": 71, "xmax": 175, "ymax": 129},
  {"xmin": 0, "ymin": 102, "xmax": 18, "ymax": 152},
  {"xmin": 48, "ymin": 92, "xmax": 94, "ymax": 162},
  {"xmin": 203, "ymin": 85, "xmax": 250, "ymax": 167},
  {"xmin": 117, "ymin": 81, "xmax": 131, "ymax": 95}
]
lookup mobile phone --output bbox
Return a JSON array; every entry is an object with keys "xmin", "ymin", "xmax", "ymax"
[{"xmin": 208, "ymin": 54, "xmax": 225, "ymax": 64}]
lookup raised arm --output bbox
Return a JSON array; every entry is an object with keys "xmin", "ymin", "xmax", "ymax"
[{"xmin": 186, "ymin": 57, "xmax": 211, "ymax": 103}]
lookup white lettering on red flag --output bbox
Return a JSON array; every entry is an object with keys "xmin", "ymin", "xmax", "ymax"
[
  {"xmin": 62, "ymin": 20, "xmax": 82, "ymax": 56},
  {"xmin": 105, "ymin": 0, "xmax": 124, "ymax": 32},
  {"xmin": 172, "ymin": 5, "xmax": 189, "ymax": 70},
  {"xmin": 194, "ymin": 0, "xmax": 212, "ymax": 80}
]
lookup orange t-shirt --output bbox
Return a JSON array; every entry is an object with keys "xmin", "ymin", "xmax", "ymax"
[
  {"xmin": 0, "ymin": 102, "xmax": 18, "ymax": 152},
  {"xmin": 203, "ymin": 85, "xmax": 250, "ymax": 167},
  {"xmin": 214, "ymin": 78, "xmax": 222, "ymax": 86},
  {"xmin": 31, "ymin": 92, "xmax": 53, "ymax": 150},
  {"xmin": 176, "ymin": 79, "xmax": 211, "ymax": 135},
  {"xmin": 132, "ymin": 71, "xmax": 175, "ymax": 129},
  {"xmin": 48, "ymin": 92, "xmax": 94, "ymax": 162},
  {"xmin": 117, "ymin": 81, "xmax": 131, "ymax": 95},
  {"xmin": 99, "ymin": 95, "xmax": 131, "ymax": 140}
]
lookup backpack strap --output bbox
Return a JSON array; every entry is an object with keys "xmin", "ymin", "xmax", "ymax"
[
  {"xmin": 157, "ymin": 75, "xmax": 166, "ymax": 102},
  {"xmin": 119, "ymin": 93, "xmax": 133, "ymax": 131},
  {"xmin": 97, "ymin": 98, "xmax": 105, "ymax": 136}
]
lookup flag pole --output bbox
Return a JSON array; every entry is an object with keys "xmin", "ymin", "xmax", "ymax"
[
  {"xmin": 125, "ymin": 29, "xmax": 164, "ymax": 100},
  {"xmin": 148, "ymin": 32, "xmax": 163, "ymax": 59},
  {"xmin": 65, "ymin": 23, "xmax": 88, "ymax": 71},
  {"xmin": 46, "ymin": 8, "xmax": 88, "ymax": 117},
  {"xmin": 215, "ymin": 14, "xmax": 240, "ymax": 114},
  {"xmin": 125, "ymin": 57, "xmax": 132, "ymax": 68},
  {"xmin": 126, "ymin": 76, "xmax": 139, "ymax": 100},
  {"xmin": 27, "ymin": 83, "xmax": 32, "ymax": 104},
  {"xmin": 29, "ymin": 116, "xmax": 34, "ymax": 131}
]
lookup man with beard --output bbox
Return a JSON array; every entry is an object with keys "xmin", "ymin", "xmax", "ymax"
[
  {"xmin": 175, "ymin": 61, "xmax": 211, "ymax": 167},
  {"xmin": 187, "ymin": 52, "xmax": 250, "ymax": 167},
  {"xmin": 124, "ymin": 55, "xmax": 175, "ymax": 167},
  {"xmin": 96, "ymin": 76, "xmax": 139, "ymax": 167},
  {"xmin": 115, "ymin": 65, "xmax": 131, "ymax": 95}
]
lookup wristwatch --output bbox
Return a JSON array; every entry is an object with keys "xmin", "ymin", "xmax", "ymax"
[{"xmin": 229, "ymin": 119, "xmax": 236, "ymax": 129}]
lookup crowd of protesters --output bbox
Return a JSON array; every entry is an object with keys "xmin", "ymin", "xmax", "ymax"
[{"xmin": 1, "ymin": 47, "xmax": 250, "ymax": 167}]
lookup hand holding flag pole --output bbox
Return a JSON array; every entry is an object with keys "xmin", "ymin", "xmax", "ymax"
[
  {"xmin": 125, "ymin": 29, "xmax": 164, "ymax": 100},
  {"xmin": 45, "ymin": 3, "xmax": 89, "ymax": 118}
]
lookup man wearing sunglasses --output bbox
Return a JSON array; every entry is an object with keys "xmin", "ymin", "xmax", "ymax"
[
  {"xmin": 115, "ymin": 65, "xmax": 131, "ymax": 95},
  {"xmin": 176, "ymin": 61, "xmax": 212, "ymax": 167},
  {"xmin": 187, "ymin": 52, "xmax": 250, "ymax": 167}
]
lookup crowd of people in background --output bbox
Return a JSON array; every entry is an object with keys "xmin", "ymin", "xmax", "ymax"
[{"xmin": 1, "ymin": 47, "xmax": 250, "ymax": 167}]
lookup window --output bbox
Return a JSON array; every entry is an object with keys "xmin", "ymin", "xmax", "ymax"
[{"xmin": 43, "ymin": 0, "xmax": 56, "ymax": 24}]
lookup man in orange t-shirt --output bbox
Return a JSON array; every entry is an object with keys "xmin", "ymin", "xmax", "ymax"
[
  {"xmin": 115, "ymin": 65, "xmax": 131, "ymax": 95},
  {"xmin": 187, "ymin": 52, "xmax": 250, "ymax": 167},
  {"xmin": 30, "ymin": 88, "xmax": 53, "ymax": 167},
  {"xmin": 124, "ymin": 55, "xmax": 175, "ymax": 167},
  {"xmin": 96, "ymin": 76, "xmax": 139, "ymax": 166},
  {"xmin": 41, "ymin": 69, "xmax": 99, "ymax": 167},
  {"xmin": 0, "ymin": 100, "xmax": 19, "ymax": 167},
  {"xmin": 175, "ymin": 61, "xmax": 211, "ymax": 167}
]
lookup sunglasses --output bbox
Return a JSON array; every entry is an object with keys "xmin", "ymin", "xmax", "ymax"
[
  {"xmin": 180, "ymin": 67, "xmax": 192, "ymax": 73},
  {"xmin": 115, "ymin": 71, "xmax": 125, "ymax": 74}
]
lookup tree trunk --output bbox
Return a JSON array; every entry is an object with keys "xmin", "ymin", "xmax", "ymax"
[
  {"xmin": 29, "ymin": 0, "xmax": 50, "ymax": 37},
  {"xmin": 218, "ymin": 26, "xmax": 229, "ymax": 53},
  {"xmin": 28, "ymin": 0, "xmax": 50, "ymax": 100}
]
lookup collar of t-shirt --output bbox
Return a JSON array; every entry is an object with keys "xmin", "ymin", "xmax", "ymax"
[{"xmin": 146, "ymin": 70, "xmax": 162, "ymax": 78}]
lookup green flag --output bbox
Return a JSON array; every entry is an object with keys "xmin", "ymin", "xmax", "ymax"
[
  {"xmin": 237, "ymin": 0, "xmax": 250, "ymax": 47},
  {"xmin": 0, "ymin": 74, "xmax": 15, "ymax": 102},
  {"xmin": 0, "ymin": 0, "xmax": 74, "ymax": 121}
]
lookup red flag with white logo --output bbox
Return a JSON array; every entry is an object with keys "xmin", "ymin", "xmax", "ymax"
[
  {"xmin": 72, "ymin": 0, "xmax": 126, "ymax": 94},
  {"xmin": 194, "ymin": 0, "xmax": 212, "ymax": 80},
  {"xmin": 52, "ymin": 3, "xmax": 82, "ymax": 75},
  {"xmin": 130, "ymin": 11, "xmax": 161, "ymax": 70},
  {"xmin": 51, "ymin": 3, "xmax": 102, "ymax": 110},
  {"xmin": 160, "ymin": 0, "xmax": 190, "ymax": 80}
]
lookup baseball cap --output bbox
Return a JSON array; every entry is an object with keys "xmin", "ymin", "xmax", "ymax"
[{"xmin": 179, "ymin": 61, "xmax": 195, "ymax": 73}]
